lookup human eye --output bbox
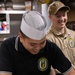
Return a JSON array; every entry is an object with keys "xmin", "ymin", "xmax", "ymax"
[
  {"xmin": 30, "ymin": 43, "xmax": 36, "ymax": 47},
  {"xmin": 56, "ymin": 15, "xmax": 60, "ymax": 18},
  {"xmin": 40, "ymin": 41, "xmax": 46, "ymax": 45}
]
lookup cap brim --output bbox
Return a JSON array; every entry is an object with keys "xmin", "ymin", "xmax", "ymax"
[
  {"xmin": 60, "ymin": 6, "xmax": 70, "ymax": 11},
  {"xmin": 55, "ymin": 6, "xmax": 70, "ymax": 14}
]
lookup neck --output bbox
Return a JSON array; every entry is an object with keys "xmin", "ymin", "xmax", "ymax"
[{"xmin": 52, "ymin": 26, "xmax": 65, "ymax": 33}]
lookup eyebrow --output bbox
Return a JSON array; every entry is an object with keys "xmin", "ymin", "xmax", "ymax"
[
  {"xmin": 40, "ymin": 40, "xmax": 46, "ymax": 44},
  {"xmin": 30, "ymin": 40, "xmax": 46, "ymax": 44}
]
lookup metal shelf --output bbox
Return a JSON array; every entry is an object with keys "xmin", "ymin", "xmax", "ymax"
[
  {"xmin": 0, "ymin": 30, "xmax": 10, "ymax": 34},
  {"xmin": 0, "ymin": 10, "xmax": 26, "ymax": 14}
]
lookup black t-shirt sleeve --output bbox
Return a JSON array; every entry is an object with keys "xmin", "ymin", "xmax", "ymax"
[
  {"xmin": 51, "ymin": 43, "xmax": 71, "ymax": 73},
  {"xmin": 0, "ymin": 40, "xmax": 13, "ymax": 72}
]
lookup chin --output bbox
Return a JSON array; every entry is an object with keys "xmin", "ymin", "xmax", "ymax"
[
  {"xmin": 31, "ymin": 52, "xmax": 39, "ymax": 55},
  {"xmin": 30, "ymin": 50, "xmax": 39, "ymax": 55},
  {"xmin": 60, "ymin": 24, "xmax": 65, "ymax": 27}
]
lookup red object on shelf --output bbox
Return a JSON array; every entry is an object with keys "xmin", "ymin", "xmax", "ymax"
[{"xmin": 1, "ymin": 21, "xmax": 7, "ymax": 30}]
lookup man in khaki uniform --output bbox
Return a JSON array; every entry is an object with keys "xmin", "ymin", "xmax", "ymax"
[{"xmin": 46, "ymin": 1, "xmax": 75, "ymax": 75}]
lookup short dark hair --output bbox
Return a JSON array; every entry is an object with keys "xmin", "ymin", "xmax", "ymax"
[{"xmin": 20, "ymin": 29, "xmax": 29, "ymax": 39}]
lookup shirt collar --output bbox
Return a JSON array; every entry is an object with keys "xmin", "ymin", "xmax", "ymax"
[{"xmin": 50, "ymin": 25, "xmax": 69, "ymax": 37}]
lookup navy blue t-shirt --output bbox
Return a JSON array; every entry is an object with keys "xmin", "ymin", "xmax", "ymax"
[{"xmin": 0, "ymin": 37, "xmax": 71, "ymax": 75}]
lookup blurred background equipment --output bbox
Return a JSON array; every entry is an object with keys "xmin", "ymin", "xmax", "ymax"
[
  {"xmin": 60, "ymin": 0, "xmax": 75, "ymax": 8},
  {"xmin": 37, "ymin": 0, "xmax": 50, "ymax": 4}
]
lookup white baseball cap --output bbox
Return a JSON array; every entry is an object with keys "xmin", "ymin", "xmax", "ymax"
[{"xmin": 20, "ymin": 11, "xmax": 49, "ymax": 40}]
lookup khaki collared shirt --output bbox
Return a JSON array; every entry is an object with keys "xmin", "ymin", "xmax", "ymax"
[{"xmin": 46, "ymin": 26, "xmax": 75, "ymax": 68}]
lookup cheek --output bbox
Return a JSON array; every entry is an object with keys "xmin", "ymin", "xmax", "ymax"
[
  {"xmin": 23, "ymin": 42, "xmax": 33, "ymax": 50},
  {"xmin": 41, "ymin": 42, "xmax": 46, "ymax": 49},
  {"xmin": 64, "ymin": 17, "xmax": 67, "ymax": 21},
  {"xmin": 52, "ymin": 19, "xmax": 58, "ymax": 24},
  {"xmin": 63, "ymin": 16, "xmax": 67, "ymax": 20},
  {"xmin": 52, "ymin": 18, "xmax": 58, "ymax": 22}
]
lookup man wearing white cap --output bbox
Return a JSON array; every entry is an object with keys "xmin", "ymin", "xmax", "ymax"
[{"xmin": 0, "ymin": 11, "xmax": 75, "ymax": 75}]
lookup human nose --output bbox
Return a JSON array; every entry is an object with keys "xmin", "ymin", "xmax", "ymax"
[
  {"xmin": 60, "ymin": 16, "xmax": 63, "ymax": 20},
  {"xmin": 59, "ymin": 16, "xmax": 64, "ymax": 22},
  {"xmin": 34, "ymin": 45, "xmax": 42, "ymax": 50}
]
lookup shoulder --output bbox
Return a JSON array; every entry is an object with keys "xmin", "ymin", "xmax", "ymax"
[
  {"xmin": 43, "ymin": 40, "xmax": 59, "ymax": 57},
  {"xmin": 1, "ymin": 37, "xmax": 17, "ymax": 49},
  {"xmin": 46, "ymin": 26, "xmax": 55, "ymax": 38},
  {"xmin": 46, "ymin": 30, "xmax": 56, "ymax": 42},
  {"xmin": 67, "ymin": 28, "xmax": 75, "ymax": 33},
  {"xmin": 46, "ymin": 40, "xmax": 58, "ymax": 50},
  {"xmin": 2, "ymin": 37, "xmax": 16, "ymax": 44},
  {"xmin": 67, "ymin": 28, "xmax": 75, "ymax": 37}
]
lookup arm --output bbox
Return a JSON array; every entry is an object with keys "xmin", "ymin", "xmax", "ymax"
[
  {"xmin": 0, "ymin": 71, "xmax": 12, "ymax": 75},
  {"xmin": 51, "ymin": 43, "xmax": 75, "ymax": 75},
  {"xmin": 50, "ymin": 66, "xmax": 56, "ymax": 75},
  {"xmin": 65, "ymin": 68, "xmax": 75, "ymax": 75},
  {"xmin": 0, "ymin": 41, "xmax": 13, "ymax": 75}
]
